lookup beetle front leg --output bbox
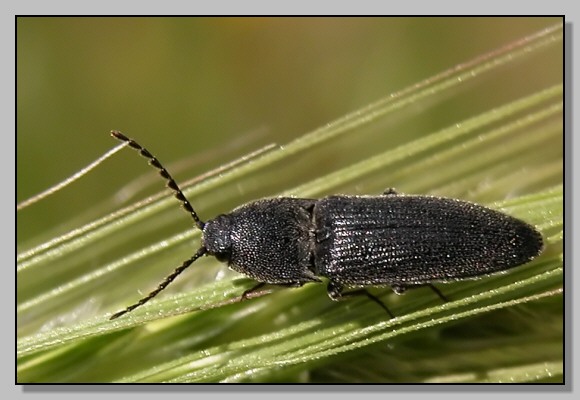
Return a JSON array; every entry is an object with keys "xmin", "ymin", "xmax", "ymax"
[
  {"xmin": 240, "ymin": 282, "xmax": 267, "ymax": 301},
  {"xmin": 241, "ymin": 280, "xmax": 310, "ymax": 302}
]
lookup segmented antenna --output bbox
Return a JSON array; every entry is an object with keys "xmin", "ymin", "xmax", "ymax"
[
  {"xmin": 109, "ymin": 247, "xmax": 207, "ymax": 320},
  {"xmin": 109, "ymin": 131, "xmax": 207, "ymax": 320},
  {"xmin": 110, "ymin": 130, "xmax": 205, "ymax": 230}
]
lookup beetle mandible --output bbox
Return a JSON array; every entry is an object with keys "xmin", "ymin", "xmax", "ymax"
[{"xmin": 109, "ymin": 131, "xmax": 544, "ymax": 320}]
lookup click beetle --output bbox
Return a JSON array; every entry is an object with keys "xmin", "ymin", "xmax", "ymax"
[{"xmin": 109, "ymin": 131, "xmax": 544, "ymax": 320}]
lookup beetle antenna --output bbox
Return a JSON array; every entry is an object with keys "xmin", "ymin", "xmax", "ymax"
[
  {"xmin": 111, "ymin": 130, "xmax": 205, "ymax": 230},
  {"xmin": 110, "ymin": 247, "xmax": 207, "ymax": 320}
]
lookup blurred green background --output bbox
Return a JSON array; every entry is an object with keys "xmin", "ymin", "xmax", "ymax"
[{"xmin": 17, "ymin": 17, "xmax": 561, "ymax": 243}]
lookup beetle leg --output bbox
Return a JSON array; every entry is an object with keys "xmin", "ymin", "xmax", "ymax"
[
  {"xmin": 427, "ymin": 283, "xmax": 449, "ymax": 303},
  {"xmin": 327, "ymin": 281, "xmax": 394, "ymax": 318},
  {"xmin": 392, "ymin": 283, "xmax": 448, "ymax": 303},
  {"xmin": 240, "ymin": 282, "xmax": 267, "ymax": 301},
  {"xmin": 240, "ymin": 280, "xmax": 311, "ymax": 302}
]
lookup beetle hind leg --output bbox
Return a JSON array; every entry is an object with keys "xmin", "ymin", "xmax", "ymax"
[
  {"xmin": 326, "ymin": 281, "xmax": 394, "ymax": 318},
  {"xmin": 426, "ymin": 284, "xmax": 449, "ymax": 303},
  {"xmin": 392, "ymin": 283, "xmax": 449, "ymax": 303}
]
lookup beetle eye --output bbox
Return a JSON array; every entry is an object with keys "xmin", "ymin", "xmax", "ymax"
[{"xmin": 214, "ymin": 250, "xmax": 231, "ymax": 263}]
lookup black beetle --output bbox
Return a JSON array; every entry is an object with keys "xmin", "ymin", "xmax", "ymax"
[{"xmin": 109, "ymin": 131, "xmax": 544, "ymax": 320}]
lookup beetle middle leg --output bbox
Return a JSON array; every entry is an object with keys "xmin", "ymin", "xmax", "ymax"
[{"xmin": 326, "ymin": 281, "xmax": 394, "ymax": 318}]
